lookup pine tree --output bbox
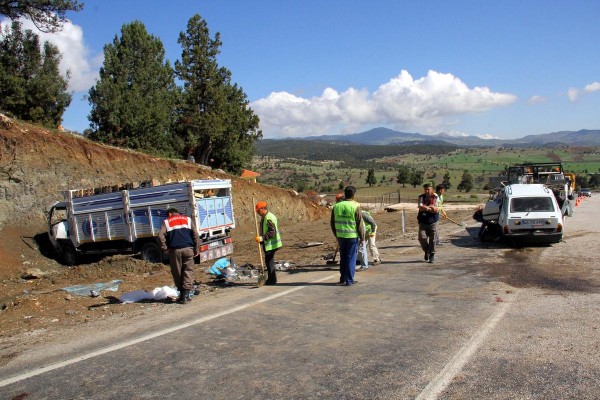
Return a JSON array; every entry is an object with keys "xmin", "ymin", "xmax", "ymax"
[
  {"xmin": 0, "ymin": 21, "xmax": 71, "ymax": 126},
  {"xmin": 88, "ymin": 21, "xmax": 179, "ymax": 156},
  {"xmin": 174, "ymin": 14, "xmax": 261, "ymax": 173},
  {"xmin": 442, "ymin": 171, "xmax": 452, "ymax": 189},
  {"xmin": 0, "ymin": 0, "xmax": 83, "ymax": 33},
  {"xmin": 396, "ymin": 165, "xmax": 410, "ymax": 187},
  {"xmin": 411, "ymin": 168, "xmax": 424, "ymax": 188},
  {"xmin": 457, "ymin": 170, "xmax": 474, "ymax": 192}
]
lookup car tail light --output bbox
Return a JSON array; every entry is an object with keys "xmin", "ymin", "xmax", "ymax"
[
  {"xmin": 224, "ymin": 237, "xmax": 232, "ymax": 244},
  {"xmin": 557, "ymin": 223, "xmax": 562, "ymax": 232},
  {"xmin": 503, "ymin": 225, "xmax": 509, "ymax": 234},
  {"xmin": 199, "ymin": 244, "xmax": 209, "ymax": 252}
]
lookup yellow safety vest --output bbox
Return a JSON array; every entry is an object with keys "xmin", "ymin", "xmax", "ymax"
[
  {"xmin": 262, "ymin": 212, "xmax": 282, "ymax": 251},
  {"xmin": 333, "ymin": 200, "xmax": 359, "ymax": 238}
]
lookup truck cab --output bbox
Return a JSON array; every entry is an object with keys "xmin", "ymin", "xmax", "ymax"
[
  {"xmin": 47, "ymin": 201, "xmax": 77, "ymax": 265},
  {"xmin": 498, "ymin": 184, "xmax": 563, "ymax": 244}
]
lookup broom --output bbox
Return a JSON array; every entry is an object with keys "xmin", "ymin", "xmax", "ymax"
[
  {"xmin": 444, "ymin": 214, "xmax": 467, "ymax": 228},
  {"xmin": 252, "ymin": 196, "xmax": 267, "ymax": 286}
]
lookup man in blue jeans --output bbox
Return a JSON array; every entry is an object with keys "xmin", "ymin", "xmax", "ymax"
[{"xmin": 331, "ymin": 186, "xmax": 365, "ymax": 286}]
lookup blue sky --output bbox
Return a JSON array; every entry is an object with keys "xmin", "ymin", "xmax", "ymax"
[{"xmin": 2, "ymin": 0, "xmax": 599, "ymax": 139}]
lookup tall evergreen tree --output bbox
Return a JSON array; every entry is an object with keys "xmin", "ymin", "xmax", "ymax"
[
  {"xmin": 0, "ymin": 0, "xmax": 83, "ymax": 32},
  {"xmin": 0, "ymin": 20, "xmax": 71, "ymax": 126},
  {"xmin": 411, "ymin": 168, "xmax": 424, "ymax": 188},
  {"xmin": 174, "ymin": 14, "xmax": 261, "ymax": 173},
  {"xmin": 457, "ymin": 170, "xmax": 474, "ymax": 192},
  {"xmin": 396, "ymin": 165, "xmax": 410, "ymax": 187},
  {"xmin": 88, "ymin": 21, "xmax": 179, "ymax": 156},
  {"xmin": 442, "ymin": 171, "xmax": 452, "ymax": 189},
  {"xmin": 27, "ymin": 41, "xmax": 71, "ymax": 125}
]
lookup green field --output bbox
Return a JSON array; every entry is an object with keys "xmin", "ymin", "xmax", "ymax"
[{"xmin": 253, "ymin": 146, "xmax": 600, "ymax": 198}]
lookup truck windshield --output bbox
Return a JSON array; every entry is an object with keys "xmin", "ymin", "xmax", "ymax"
[{"xmin": 511, "ymin": 197, "xmax": 554, "ymax": 212}]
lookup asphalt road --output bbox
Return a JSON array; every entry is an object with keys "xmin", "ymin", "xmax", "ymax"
[{"xmin": 1, "ymin": 196, "xmax": 598, "ymax": 400}]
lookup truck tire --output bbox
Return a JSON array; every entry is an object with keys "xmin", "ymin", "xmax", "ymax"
[
  {"xmin": 141, "ymin": 242, "xmax": 163, "ymax": 263},
  {"xmin": 61, "ymin": 244, "xmax": 77, "ymax": 266}
]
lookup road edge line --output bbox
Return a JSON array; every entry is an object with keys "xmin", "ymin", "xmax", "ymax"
[{"xmin": 415, "ymin": 291, "xmax": 517, "ymax": 400}]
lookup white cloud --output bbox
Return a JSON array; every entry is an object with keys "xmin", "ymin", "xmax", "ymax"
[
  {"xmin": 444, "ymin": 130, "xmax": 500, "ymax": 140},
  {"xmin": 528, "ymin": 95, "xmax": 547, "ymax": 104},
  {"xmin": 584, "ymin": 82, "xmax": 600, "ymax": 93},
  {"xmin": 1, "ymin": 17, "xmax": 101, "ymax": 92},
  {"xmin": 252, "ymin": 69, "xmax": 517, "ymax": 138},
  {"xmin": 567, "ymin": 81, "xmax": 600, "ymax": 102}
]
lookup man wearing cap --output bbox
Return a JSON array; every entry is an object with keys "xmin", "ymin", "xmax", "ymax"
[
  {"xmin": 331, "ymin": 186, "xmax": 365, "ymax": 286},
  {"xmin": 255, "ymin": 201, "xmax": 282, "ymax": 285},
  {"xmin": 417, "ymin": 183, "xmax": 440, "ymax": 263},
  {"xmin": 158, "ymin": 207, "xmax": 200, "ymax": 303}
]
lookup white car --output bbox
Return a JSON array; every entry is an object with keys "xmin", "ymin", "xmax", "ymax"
[{"xmin": 498, "ymin": 184, "xmax": 563, "ymax": 244}]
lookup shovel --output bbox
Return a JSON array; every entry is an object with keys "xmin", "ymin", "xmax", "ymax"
[
  {"xmin": 326, "ymin": 244, "xmax": 339, "ymax": 265},
  {"xmin": 252, "ymin": 196, "xmax": 267, "ymax": 287},
  {"xmin": 289, "ymin": 231, "xmax": 323, "ymax": 248}
]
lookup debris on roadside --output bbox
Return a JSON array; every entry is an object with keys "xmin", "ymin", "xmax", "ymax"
[
  {"xmin": 119, "ymin": 286, "xmax": 179, "ymax": 304},
  {"xmin": 61, "ymin": 279, "xmax": 123, "ymax": 297}
]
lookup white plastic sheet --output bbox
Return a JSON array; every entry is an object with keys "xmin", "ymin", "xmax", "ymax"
[{"xmin": 119, "ymin": 286, "xmax": 179, "ymax": 303}]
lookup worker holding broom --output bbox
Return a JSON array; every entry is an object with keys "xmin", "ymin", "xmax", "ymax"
[
  {"xmin": 417, "ymin": 183, "xmax": 440, "ymax": 263},
  {"xmin": 255, "ymin": 201, "xmax": 282, "ymax": 285}
]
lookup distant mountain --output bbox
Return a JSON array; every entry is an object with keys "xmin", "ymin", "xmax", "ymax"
[
  {"xmin": 310, "ymin": 127, "xmax": 425, "ymax": 145},
  {"xmin": 298, "ymin": 127, "xmax": 600, "ymax": 147},
  {"xmin": 513, "ymin": 129, "xmax": 600, "ymax": 146}
]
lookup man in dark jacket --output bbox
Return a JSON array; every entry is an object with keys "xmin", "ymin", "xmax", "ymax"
[
  {"xmin": 158, "ymin": 207, "xmax": 199, "ymax": 303},
  {"xmin": 417, "ymin": 183, "xmax": 440, "ymax": 263}
]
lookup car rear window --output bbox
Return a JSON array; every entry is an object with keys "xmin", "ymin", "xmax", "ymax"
[{"xmin": 511, "ymin": 197, "xmax": 555, "ymax": 212}]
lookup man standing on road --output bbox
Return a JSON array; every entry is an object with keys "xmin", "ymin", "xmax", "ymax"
[
  {"xmin": 255, "ymin": 201, "xmax": 282, "ymax": 285},
  {"xmin": 331, "ymin": 186, "xmax": 365, "ymax": 285},
  {"xmin": 435, "ymin": 184, "xmax": 447, "ymax": 245},
  {"xmin": 417, "ymin": 183, "xmax": 440, "ymax": 263},
  {"xmin": 158, "ymin": 207, "xmax": 200, "ymax": 304},
  {"xmin": 358, "ymin": 210, "xmax": 381, "ymax": 269}
]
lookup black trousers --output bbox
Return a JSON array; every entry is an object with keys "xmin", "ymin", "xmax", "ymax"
[{"xmin": 264, "ymin": 249, "xmax": 278, "ymax": 284}]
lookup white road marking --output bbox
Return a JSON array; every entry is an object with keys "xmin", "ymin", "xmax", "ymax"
[
  {"xmin": 415, "ymin": 292, "xmax": 516, "ymax": 400},
  {"xmin": 0, "ymin": 274, "xmax": 337, "ymax": 388}
]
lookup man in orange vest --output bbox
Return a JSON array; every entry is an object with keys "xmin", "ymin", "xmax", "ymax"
[{"xmin": 255, "ymin": 201, "xmax": 283, "ymax": 285}]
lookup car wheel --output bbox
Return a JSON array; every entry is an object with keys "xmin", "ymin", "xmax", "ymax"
[{"xmin": 141, "ymin": 242, "xmax": 163, "ymax": 263}]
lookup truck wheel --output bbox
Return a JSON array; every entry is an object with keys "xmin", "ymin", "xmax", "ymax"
[
  {"xmin": 61, "ymin": 244, "xmax": 77, "ymax": 266},
  {"xmin": 141, "ymin": 242, "xmax": 163, "ymax": 263}
]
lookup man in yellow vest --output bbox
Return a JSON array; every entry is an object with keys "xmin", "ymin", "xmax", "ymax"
[
  {"xmin": 255, "ymin": 201, "xmax": 283, "ymax": 285},
  {"xmin": 331, "ymin": 186, "xmax": 365, "ymax": 286}
]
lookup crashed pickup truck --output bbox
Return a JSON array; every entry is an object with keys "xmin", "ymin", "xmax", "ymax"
[{"xmin": 48, "ymin": 179, "xmax": 235, "ymax": 265}]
